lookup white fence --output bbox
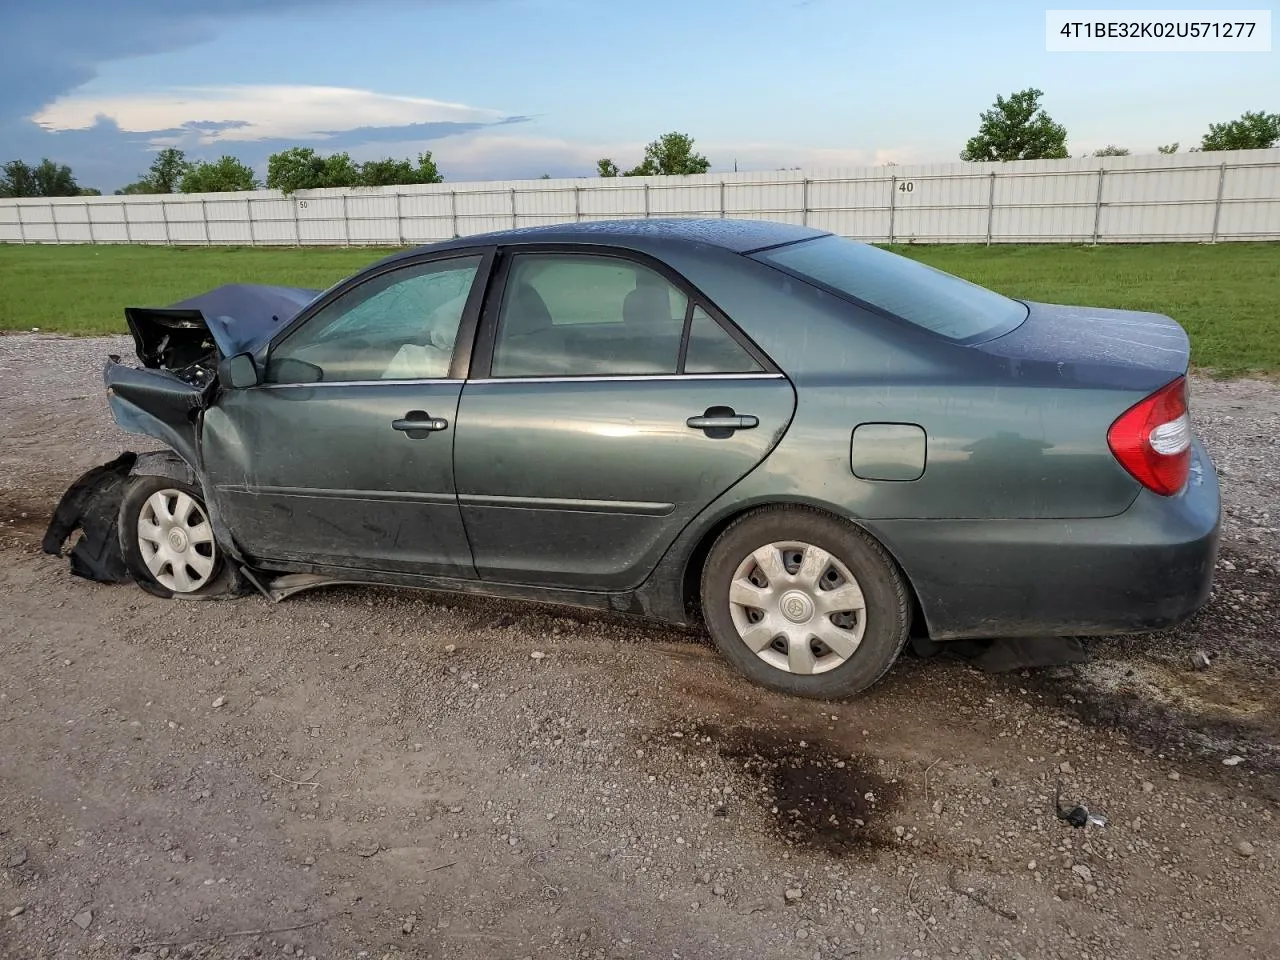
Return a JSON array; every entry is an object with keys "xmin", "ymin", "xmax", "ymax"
[{"xmin": 2, "ymin": 148, "xmax": 1278, "ymax": 246}]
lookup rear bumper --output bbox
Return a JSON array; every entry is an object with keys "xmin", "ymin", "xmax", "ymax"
[{"xmin": 866, "ymin": 439, "xmax": 1221, "ymax": 640}]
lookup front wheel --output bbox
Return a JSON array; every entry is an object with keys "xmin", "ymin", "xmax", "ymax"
[
  {"xmin": 700, "ymin": 506, "xmax": 911, "ymax": 699},
  {"xmin": 118, "ymin": 476, "xmax": 231, "ymax": 599}
]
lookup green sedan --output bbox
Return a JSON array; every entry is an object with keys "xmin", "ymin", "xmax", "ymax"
[{"xmin": 69, "ymin": 219, "xmax": 1220, "ymax": 699}]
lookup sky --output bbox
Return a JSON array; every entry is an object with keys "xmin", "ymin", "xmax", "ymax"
[{"xmin": 3, "ymin": 0, "xmax": 1277, "ymax": 192}]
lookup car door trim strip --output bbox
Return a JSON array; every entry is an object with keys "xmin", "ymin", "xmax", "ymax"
[
  {"xmin": 467, "ymin": 373, "xmax": 786, "ymax": 385},
  {"xmin": 218, "ymin": 485, "xmax": 459, "ymax": 504},
  {"xmin": 457, "ymin": 493, "xmax": 675, "ymax": 516},
  {"xmin": 257, "ymin": 378, "xmax": 461, "ymax": 390}
]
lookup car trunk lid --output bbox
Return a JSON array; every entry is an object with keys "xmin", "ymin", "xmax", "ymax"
[{"xmin": 972, "ymin": 300, "xmax": 1190, "ymax": 391}]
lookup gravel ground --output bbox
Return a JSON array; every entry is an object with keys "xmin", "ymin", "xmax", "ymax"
[{"xmin": 1, "ymin": 334, "xmax": 1278, "ymax": 960}]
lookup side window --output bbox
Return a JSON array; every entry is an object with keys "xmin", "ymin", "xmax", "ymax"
[
  {"xmin": 491, "ymin": 255, "xmax": 689, "ymax": 378},
  {"xmin": 683, "ymin": 306, "xmax": 765, "ymax": 374},
  {"xmin": 265, "ymin": 256, "xmax": 481, "ymax": 384}
]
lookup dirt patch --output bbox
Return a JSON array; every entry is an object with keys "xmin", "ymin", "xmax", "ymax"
[
  {"xmin": 698, "ymin": 724, "xmax": 903, "ymax": 857},
  {"xmin": 0, "ymin": 490, "xmax": 55, "ymax": 539}
]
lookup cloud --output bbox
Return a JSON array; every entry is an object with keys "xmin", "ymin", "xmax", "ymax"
[
  {"xmin": 1, "ymin": 0, "xmax": 356, "ymax": 127},
  {"xmin": 34, "ymin": 85, "xmax": 510, "ymax": 144}
]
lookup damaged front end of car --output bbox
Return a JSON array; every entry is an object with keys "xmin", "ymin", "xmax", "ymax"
[{"xmin": 43, "ymin": 284, "xmax": 319, "ymax": 597}]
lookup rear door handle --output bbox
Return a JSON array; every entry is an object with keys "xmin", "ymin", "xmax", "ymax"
[
  {"xmin": 393, "ymin": 410, "xmax": 449, "ymax": 437},
  {"xmin": 686, "ymin": 415, "xmax": 759, "ymax": 431}
]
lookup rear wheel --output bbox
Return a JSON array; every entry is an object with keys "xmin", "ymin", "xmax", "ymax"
[
  {"xmin": 700, "ymin": 506, "xmax": 910, "ymax": 699},
  {"xmin": 118, "ymin": 476, "xmax": 230, "ymax": 599}
]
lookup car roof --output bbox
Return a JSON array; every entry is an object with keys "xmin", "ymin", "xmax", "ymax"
[{"xmin": 385, "ymin": 218, "xmax": 829, "ymax": 263}]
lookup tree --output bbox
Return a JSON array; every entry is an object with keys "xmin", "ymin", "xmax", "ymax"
[
  {"xmin": 79, "ymin": 187, "xmax": 102, "ymax": 196},
  {"xmin": 117, "ymin": 147, "xmax": 191, "ymax": 195},
  {"xmin": 626, "ymin": 132, "xmax": 711, "ymax": 176},
  {"xmin": 356, "ymin": 152, "xmax": 443, "ymax": 187},
  {"xmin": 1, "ymin": 158, "xmax": 81, "ymax": 197},
  {"xmin": 1093, "ymin": 145, "xmax": 1129, "ymax": 156},
  {"xmin": 960, "ymin": 88, "xmax": 1069, "ymax": 162},
  {"xmin": 539, "ymin": 173, "xmax": 552, "ymax": 179},
  {"xmin": 0, "ymin": 160, "xmax": 37, "ymax": 197},
  {"xmin": 1157, "ymin": 142, "xmax": 1180, "ymax": 154},
  {"xmin": 1199, "ymin": 111, "xmax": 1280, "ymax": 151},
  {"xmin": 180, "ymin": 155, "xmax": 259, "ymax": 193},
  {"xmin": 266, "ymin": 147, "xmax": 365, "ymax": 193},
  {"xmin": 597, "ymin": 132, "xmax": 711, "ymax": 178}
]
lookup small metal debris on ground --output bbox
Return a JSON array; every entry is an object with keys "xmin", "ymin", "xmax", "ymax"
[{"xmin": 1055, "ymin": 779, "xmax": 1107, "ymax": 829}]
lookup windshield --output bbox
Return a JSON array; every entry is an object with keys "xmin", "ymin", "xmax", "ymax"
[{"xmin": 753, "ymin": 235, "xmax": 1027, "ymax": 343}]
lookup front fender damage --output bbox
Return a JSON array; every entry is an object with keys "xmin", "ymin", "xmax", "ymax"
[
  {"xmin": 104, "ymin": 356, "xmax": 210, "ymax": 470},
  {"xmin": 42, "ymin": 447, "xmax": 249, "ymax": 599}
]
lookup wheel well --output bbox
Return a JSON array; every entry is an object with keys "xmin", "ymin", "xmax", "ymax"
[{"xmin": 679, "ymin": 502, "xmax": 929, "ymax": 638}]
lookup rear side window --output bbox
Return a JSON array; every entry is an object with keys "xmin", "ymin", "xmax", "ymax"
[
  {"xmin": 491, "ymin": 255, "xmax": 688, "ymax": 377},
  {"xmin": 684, "ymin": 307, "xmax": 764, "ymax": 374},
  {"xmin": 754, "ymin": 235, "xmax": 1027, "ymax": 343}
]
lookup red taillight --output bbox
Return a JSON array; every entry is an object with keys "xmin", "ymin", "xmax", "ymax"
[{"xmin": 1108, "ymin": 375, "xmax": 1192, "ymax": 496}]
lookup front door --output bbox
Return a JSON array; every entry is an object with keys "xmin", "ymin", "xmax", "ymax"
[
  {"xmin": 453, "ymin": 250, "xmax": 796, "ymax": 590},
  {"xmin": 201, "ymin": 252, "xmax": 490, "ymax": 576}
]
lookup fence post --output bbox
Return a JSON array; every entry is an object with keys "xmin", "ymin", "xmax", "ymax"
[
  {"xmin": 511, "ymin": 188, "xmax": 518, "ymax": 229},
  {"xmin": 200, "ymin": 198, "xmax": 209, "ymax": 245},
  {"xmin": 49, "ymin": 202, "xmax": 59, "ymax": 243},
  {"xmin": 1210, "ymin": 162, "xmax": 1227, "ymax": 243},
  {"xmin": 87, "ymin": 202, "xmax": 96, "ymax": 245},
  {"xmin": 888, "ymin": 175, "xmax": 896, "ymax": 243},
  {"xmin": 449, "ymin": 190, "xmax": 458, "ymax": 238},
  {"xmin": 340, "ymin": 194, "xmax": 349, "ymax": 246},
  {"xmin": 122, "ymin": 200, "xmax": 132, "ymax": 243},
  {"xmin": 15, "ymin": 204, "xmax": 26, "ymax": 244},
  {"xmin": 292, "ymin": 195, "xmax": 301, "ymax": 246},
  {"xmin": 643, "ymin": 182, "xmax": 650, "ymax": 218},
  {"xmin": 1091, "ymin": 168, "xmax": 1106, "ymax": 244},
  {"xmin": 161, "ymin": 199, "xmax": 171, "ymax": 245},
  {"xmin": 985, "ymin": 171, "xmax": 997, "ymax": 246},
  {"xmin": 574, "ymin": 185, "xmax": 581, "ymax": 222},
  {"xmin": 801, "ymin": 178, "xmax": 810, "ymax": 227},
  {"xmin": 719, "ymin": 180, "xmax": 726, "ymax": 218},
  {"xmin": 246, "ymin": 197, "xmax": 256, "ymax": 246},
  {"xmin": 394, "ymin": 192, "xmax": 403, "ymax": 245}
]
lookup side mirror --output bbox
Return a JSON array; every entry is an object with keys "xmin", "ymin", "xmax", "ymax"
[{"xmin": 218, "ymin": 353, "xmax": 259, "ymax": 389}]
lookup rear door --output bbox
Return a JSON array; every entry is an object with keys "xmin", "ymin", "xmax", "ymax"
[{"xmin": 453, "ymin": 247, "xmax": 796, "ymax": 590}]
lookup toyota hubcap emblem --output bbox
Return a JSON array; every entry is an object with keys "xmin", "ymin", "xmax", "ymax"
[{"xmin": 780, "ymin": 590, "xmax": 814, "ymax": 623}]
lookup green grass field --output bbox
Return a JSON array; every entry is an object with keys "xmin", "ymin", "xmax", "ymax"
[{"xmin": 1, "ymin": 242, "xmax": 1276, "ymax": 374}]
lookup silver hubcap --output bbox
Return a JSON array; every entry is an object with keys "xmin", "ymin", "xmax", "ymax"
[
  {"xmin": 136, "ymin": 490, "xmax": 217, "ymax": 593},
  {"xmin": 728, "ymin": 541, "xmax": 867, "ymax": 675}
]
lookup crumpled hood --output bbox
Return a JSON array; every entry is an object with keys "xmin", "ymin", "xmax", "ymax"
[{"xmin": 124, "ymin": 283, "xmax": 319, "ymax": 370}]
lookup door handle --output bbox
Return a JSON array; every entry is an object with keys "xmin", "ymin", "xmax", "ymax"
[
  {"xmin": 392, "ymin": 410, "xmax": 449, "ymax": 437},
  {"xmin": 686, "ymin": 414, "xmax": 759, "ymax": 431}
]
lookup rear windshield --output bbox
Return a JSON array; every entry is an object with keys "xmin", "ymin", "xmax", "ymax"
[{"xmin": 753, "ymin": 235, "xmax": 1027, "ymax": 343}]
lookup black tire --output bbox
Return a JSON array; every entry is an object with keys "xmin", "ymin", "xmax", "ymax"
[
  {"xmin": 117, "ymin": 476, "xmax": 233, "ymax": 600},
  {"xmin": 700, "ymin": 505, "xmax": 911, "ymax": 699}
]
